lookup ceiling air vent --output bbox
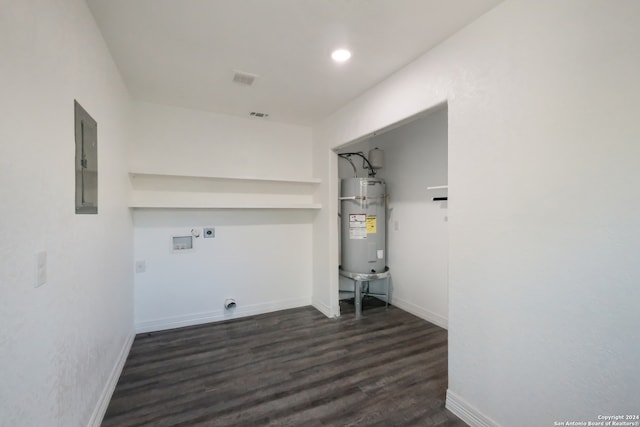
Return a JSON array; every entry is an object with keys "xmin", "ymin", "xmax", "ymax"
[
  {"xmin": 232, "ymin": 70, "xmax": 258, "ymax": 86},
  {"xmin": 249, "ymin": 112, "xmax": 269, "ymax": 118}
]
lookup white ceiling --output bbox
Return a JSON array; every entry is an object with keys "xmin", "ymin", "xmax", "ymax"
[{"xmin": 87, "ymin": 0, "xmax": 503, "ymax": 126}]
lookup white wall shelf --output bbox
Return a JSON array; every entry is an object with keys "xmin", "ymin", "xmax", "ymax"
[
  {"xmin": 129, "ymin": 171, "xmax": 322, "ymax": 185},
  {"xmin": 129, "ymin": 203, "xmax": 322, "ymax": 210},
  {"xmin": 128, "ymin": 171, "xmax": 322, "ymax": 210}
]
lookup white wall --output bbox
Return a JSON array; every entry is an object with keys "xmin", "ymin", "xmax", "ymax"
[
  {"xmin": 311, "ymin": 136, "xmax": 340, "ymax": 317},
  {"xmin": 129, "ymin": 102, "xmax": 314, "ymax": 331},
  {"xmin": 130, "ymin": 101, "xmax": 312, "ymax": 178},
  {"xmin": 0, "ymin": 1, "xmax": 134, "ymax": 426},
  {"xmin": 313, "ymin": 1, "xmax": 640, "ymax": 426},
  {"xmin": 133, "ymin": 209, "xmax": 313, "ymax": 331}
]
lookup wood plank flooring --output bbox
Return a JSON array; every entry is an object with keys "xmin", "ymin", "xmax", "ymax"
[{"xmin": 102, "ymin": 299, "xmax": 465, "ymax": 426}]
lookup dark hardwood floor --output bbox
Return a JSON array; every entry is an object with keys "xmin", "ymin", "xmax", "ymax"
[{"xmin": 102, "ymin": 299, "xmax": 465, "ymax": 426}]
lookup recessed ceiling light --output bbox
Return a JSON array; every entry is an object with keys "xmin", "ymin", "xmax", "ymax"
[{"xmin": 331, "ymin": 49, "xmax": 351, "ymax": 63}]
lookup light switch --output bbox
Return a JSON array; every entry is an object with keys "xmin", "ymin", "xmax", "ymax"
[{"xmin": 34, "ymin": 251, "xmax": 46, "ymax": 288}]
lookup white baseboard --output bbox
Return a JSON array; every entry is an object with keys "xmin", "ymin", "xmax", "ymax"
[
  {"xmin": 311, "ymin": 298, "xmax": 337, "ymax": 318},
  {"xmin": 446, "ymin": 389, "xmax": 500, "ymax": 427},
  {"xmin": 88, "ymin": 332, "xmax": 134, "ymax": 427},
  {"xmin": 135, "ymin": 297, "xmax": 312, "ymax": 333},
  {"xmin": 391, "ymin": 296, "xmax": 448, "ymax": 329}
]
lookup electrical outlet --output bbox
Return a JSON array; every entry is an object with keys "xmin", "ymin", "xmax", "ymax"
[{"xmin": 203, "ymin": 227, "xmax": 215, "ymax": 238}]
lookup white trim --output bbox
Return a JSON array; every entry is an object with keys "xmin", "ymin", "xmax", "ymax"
[
  {"xmin": 391, "ymin": 296, "xmax": 448, "ymax": 329},
  {"xmin": 312, "ymin": 297, "xmax": 336, "ymax": 318},
  {"xmin": 446, "ymin": 389, "xmax": 500, "ymax": 427},
  {"xmin": 88, "ymin": 332, "xmax": 134, "ymax": 427},
  {"xmin": 135, "ymin": 297, "xmax": 312, "ymax": 333}
]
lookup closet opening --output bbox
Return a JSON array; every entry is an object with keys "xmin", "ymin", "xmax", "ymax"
[{"xmin": 334, "ymin": 104, "xmax": 449, "ymax": 329}]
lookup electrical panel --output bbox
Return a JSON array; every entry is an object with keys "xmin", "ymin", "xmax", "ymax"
[{"xmin": 74, "ymin": 100, "xmax": 98, "ymax": 214}]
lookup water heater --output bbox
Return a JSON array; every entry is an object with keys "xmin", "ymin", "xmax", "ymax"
[{"xmin": 340, "ymin": 177, "xmax": 386, "ymax": 274}]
